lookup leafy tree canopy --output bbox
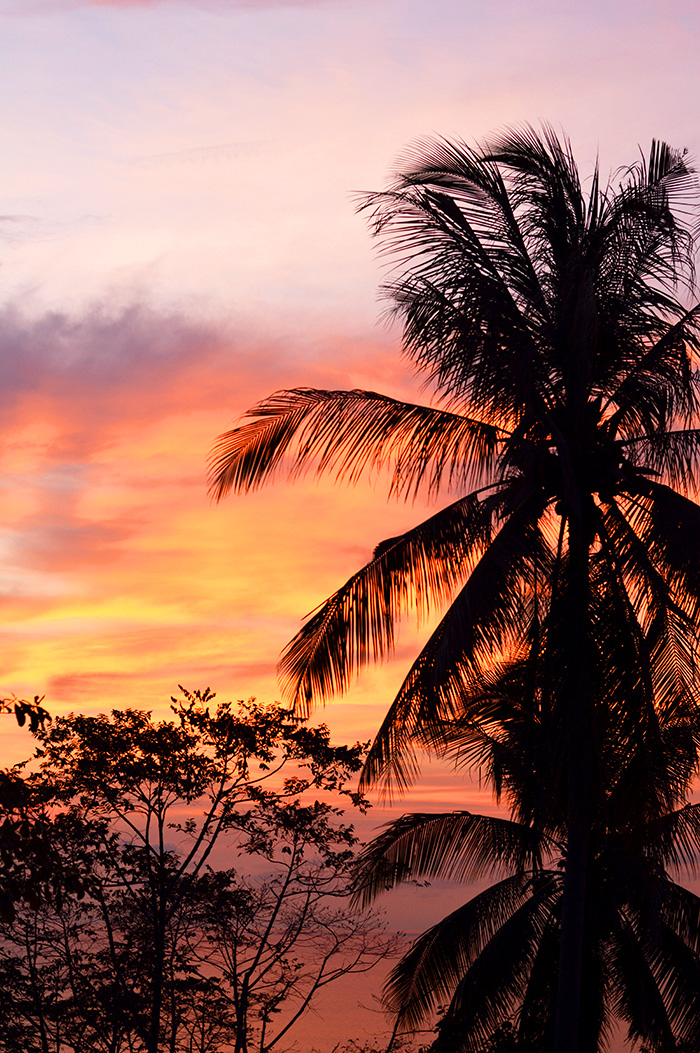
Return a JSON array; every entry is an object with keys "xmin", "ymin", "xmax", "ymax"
[{"xmin": 0, "ymin": 690, "xmax": 395, "ymax": 1053}]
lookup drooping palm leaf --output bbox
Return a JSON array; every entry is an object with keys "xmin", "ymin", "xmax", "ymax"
[
  {"xmin": 353, "ymin": 810, "xmax": 551, "ymax": 909},
  {"xmin": 645, "ymin": 922, "xmax": 700, "ymax": 1049},
  {"xmin": 641, "ymin": 483, "xmax": 700, "ymax": 620},
  {"xmin": 659, "ymin": 878, "xmax": 700, "ymax": 954},
  {"xmin": 608, "ymin": 917, "xmax": 677, "ymax": 1053},
  {"xmin": 209, "ymin": 388, "xmax": 506, "ymax": 501},
  {"xmin": 385, "ymin": 871, "xmax": 559, "ymax": 1037},
  {"xmin": 598, "ymin": 497, "xmax": 697, "ymax": 676},
  {"xmin": 428, "ymin": 873, "xmax": 561, "ymax": 1052},
  {"xmin": 648, "ymin": 805, "xmax": 700, "ymax": 877},
  {"xmin": 277, "ymin": 488, "xmax": 499, "ymax": 713},
  {"xmin": 361, "ymin": 492, "xmax": 550, "ymax": 792},
  {"xmin": 621, "ymin": 427, "xmax": 700, "ymax": 490},
  {"xmin": 605, "ymin": 307, "xmax": 700, "ymax": 444}
]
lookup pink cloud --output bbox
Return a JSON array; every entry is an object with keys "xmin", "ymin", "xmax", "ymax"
[
  {"xmin": 0, "ymin": 299, "xmax": 430, "ymax": 766},
  {"xmin": 8, "ymin": 0, "xmax": 341, "ymax": 11}
]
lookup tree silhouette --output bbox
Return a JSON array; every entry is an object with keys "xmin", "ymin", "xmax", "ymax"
[
  {"xmin": 210, "ymin": 127, "xmax": 700, "ymax": 1052},
  {"xmin": 353, "ymin": 608, "xmax": 700, "ymax": 1051},
  {"xmin": 0, "ymin": 691, "xmax": 394, "ymax": 1053}
]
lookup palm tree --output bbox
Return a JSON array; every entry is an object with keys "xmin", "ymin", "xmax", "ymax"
[
  {"xmin": 353, "ymin": 621, "xmax": 700, "ymax": 1052},
  {"xmin": 210, "ymin": 126, "xmax": 700, "ymax": 1052}
]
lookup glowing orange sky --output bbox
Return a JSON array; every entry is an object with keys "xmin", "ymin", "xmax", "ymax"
[
  {"xmin": 0, "ymin": 319, "xmax": 397, "ymax": 709},
  {"xmin": 2, "ymin": 0, "xmax": 700, "ymax": 828},
  {"xmin": 0, "ymin": 307, "xmax": 473, "ymax": 815}
]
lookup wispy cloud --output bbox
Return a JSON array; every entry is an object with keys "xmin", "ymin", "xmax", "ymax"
[
  {"xmin": 128, "ymin": 141, "xmax": 264, "ymax": 168},
  {"xmin": 0, "ymin": 302, "xmax": 220, "ymax": 420},
  {"xmin": 1, "ymin": 0, "xmax": 342, "ymax": 12},
  {"xmin": 0, "ymin": 299, "xmax": 425, "ymax": 762}
]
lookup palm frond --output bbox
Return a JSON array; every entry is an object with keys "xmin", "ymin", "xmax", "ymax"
[
  {"xmin": 608, "ymin": 916, "xmax": 677, "ymax": 1053},
  {"xmin": 649, "ymin": 805, "xmax": 700, "ymax": 877},
  {"xmin": 209, "ymin": 388, "xmax": 505, "ymax": 501},
  {"xmin": 361, "ymin": 138, "xmax": 563, "ymax": 420},
  {"xmin": 634, "ymin": 483, "xmax": 700, "ymax": 620},
  {"xmin": 620, "ymin": 427, "xmax": 700, "ymax": 490},
  {"xmin": 646, "ymin": 922, "xmax": 700, "ymax": 1049},
  {"xmin": 659, "ymin": 878, "xmax": 700, "ymax": 953},
  {"xmin": 603, "ymin": 304, "xmax": 700, "ymax": 440},
  {"xmin": 352, "ymin": 811, "xmax": 550, "ymax": 909},
  {"xmin": 428, "ymin": 872, "xmax": 561, "ymax": 1052},
  {"xmin": 385, "ymin": 871, "xmax": 559, "ymax": 1037},
  {"xmin": 393, "ymin": 134, "xmax": 556, "ymax": 331},
  {"xmin": 433, "ymin": 648, "xmax": 566, "ymax": 832},
  {"xmin": 278, "ymin": 489, "xmax": 498, "ymax": 714},
  {"xmin": 607, "ymin": 139, "xmax": 698, "ymax": 291},
  {"xmin": 361, "ymin": 493, "xmax": 550, "ymax": 793},
  {"xmin": 599, "ymin": 497, "xmax": 700, "ymax": 715},
  {"xmin": 515, "ymin": 914, "xmax": 561, "ymax": 1050}
]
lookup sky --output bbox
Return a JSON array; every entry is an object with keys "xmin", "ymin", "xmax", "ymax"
[{"xmin": 2, "ymin": 0, "xmax": 700, "ymax": 1046}]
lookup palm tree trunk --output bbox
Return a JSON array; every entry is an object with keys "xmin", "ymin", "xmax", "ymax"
[
  {"xmin": 554, "ymin": 782, "xmax": 590, "ymax": 1053},
  {"xmin": 553, "ymin": 507, "xmax": 593, "ymax": 1053}
]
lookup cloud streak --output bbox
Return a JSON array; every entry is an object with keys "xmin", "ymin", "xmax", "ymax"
[
  {"xmin": 3, "ymin": 0, "xmax": 342, "ymax": 12},
  {"xmin": 128, "ymin": 141, "xmax": 264, "ymax": 168},
  {"xmin": 0, "ymin": 299, "xmax": 433, "ymax": 769}
]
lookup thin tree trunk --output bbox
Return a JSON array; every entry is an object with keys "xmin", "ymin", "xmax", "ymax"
[
  {"xmin": 234, "ymin": 976, "xmax": 249, "ymax": 1053},
  {"xmin": 553, "ymin": 509, "xmax": 593, "ymax": 1053},
  {"xmin": 24, "ymin": 927, "xmax": 51, "ymax": 1053},
  {"xmin": 147, "ymin": 862, "xmax": 167, "ymax": 1053}
]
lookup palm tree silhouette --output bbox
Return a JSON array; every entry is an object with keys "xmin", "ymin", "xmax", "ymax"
[
  {"xmin": 210, "ymin": 127, "xmax": 700, "ymax": 1052},
  {"xmin": 353, "ymin": 596, "xmax": 700, "ymax": 1051}
]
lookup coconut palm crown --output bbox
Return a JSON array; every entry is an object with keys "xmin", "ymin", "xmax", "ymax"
[
  {"xmin": 210, "ymin": 126, "xmax": 700, "ymax": 1052},
  {"xmin": 212, "ymin": 127, "xmax": 700, "ymax": 782}
]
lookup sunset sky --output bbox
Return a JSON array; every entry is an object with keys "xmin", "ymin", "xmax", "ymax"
[{"xmin": 2, "ymin": 1, "xmax": 700, "ymax": 1043}]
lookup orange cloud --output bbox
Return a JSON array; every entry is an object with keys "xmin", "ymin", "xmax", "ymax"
[{"xmin": 0, "ymin": 300, "xmax": 480, "ymax": 830}]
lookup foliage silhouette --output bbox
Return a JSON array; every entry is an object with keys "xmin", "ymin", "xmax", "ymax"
[
  {"xmin": 354, "ymin": 627, "xmax": 700, "ymax": 1052},
  {"xmin": 210, "ymin": 126, "xmax": 700, "ymax": 1051},
  {"xmin": 0, "ymin": 695, "xmax": 54, "ymax": 921},
  {"xmin": 0, "ymin": 690, "xmax": 394, "ymax": 1053},
  {"xmin": 0, "ymin": 694, "xmax": 49, "ymax": 734}
]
